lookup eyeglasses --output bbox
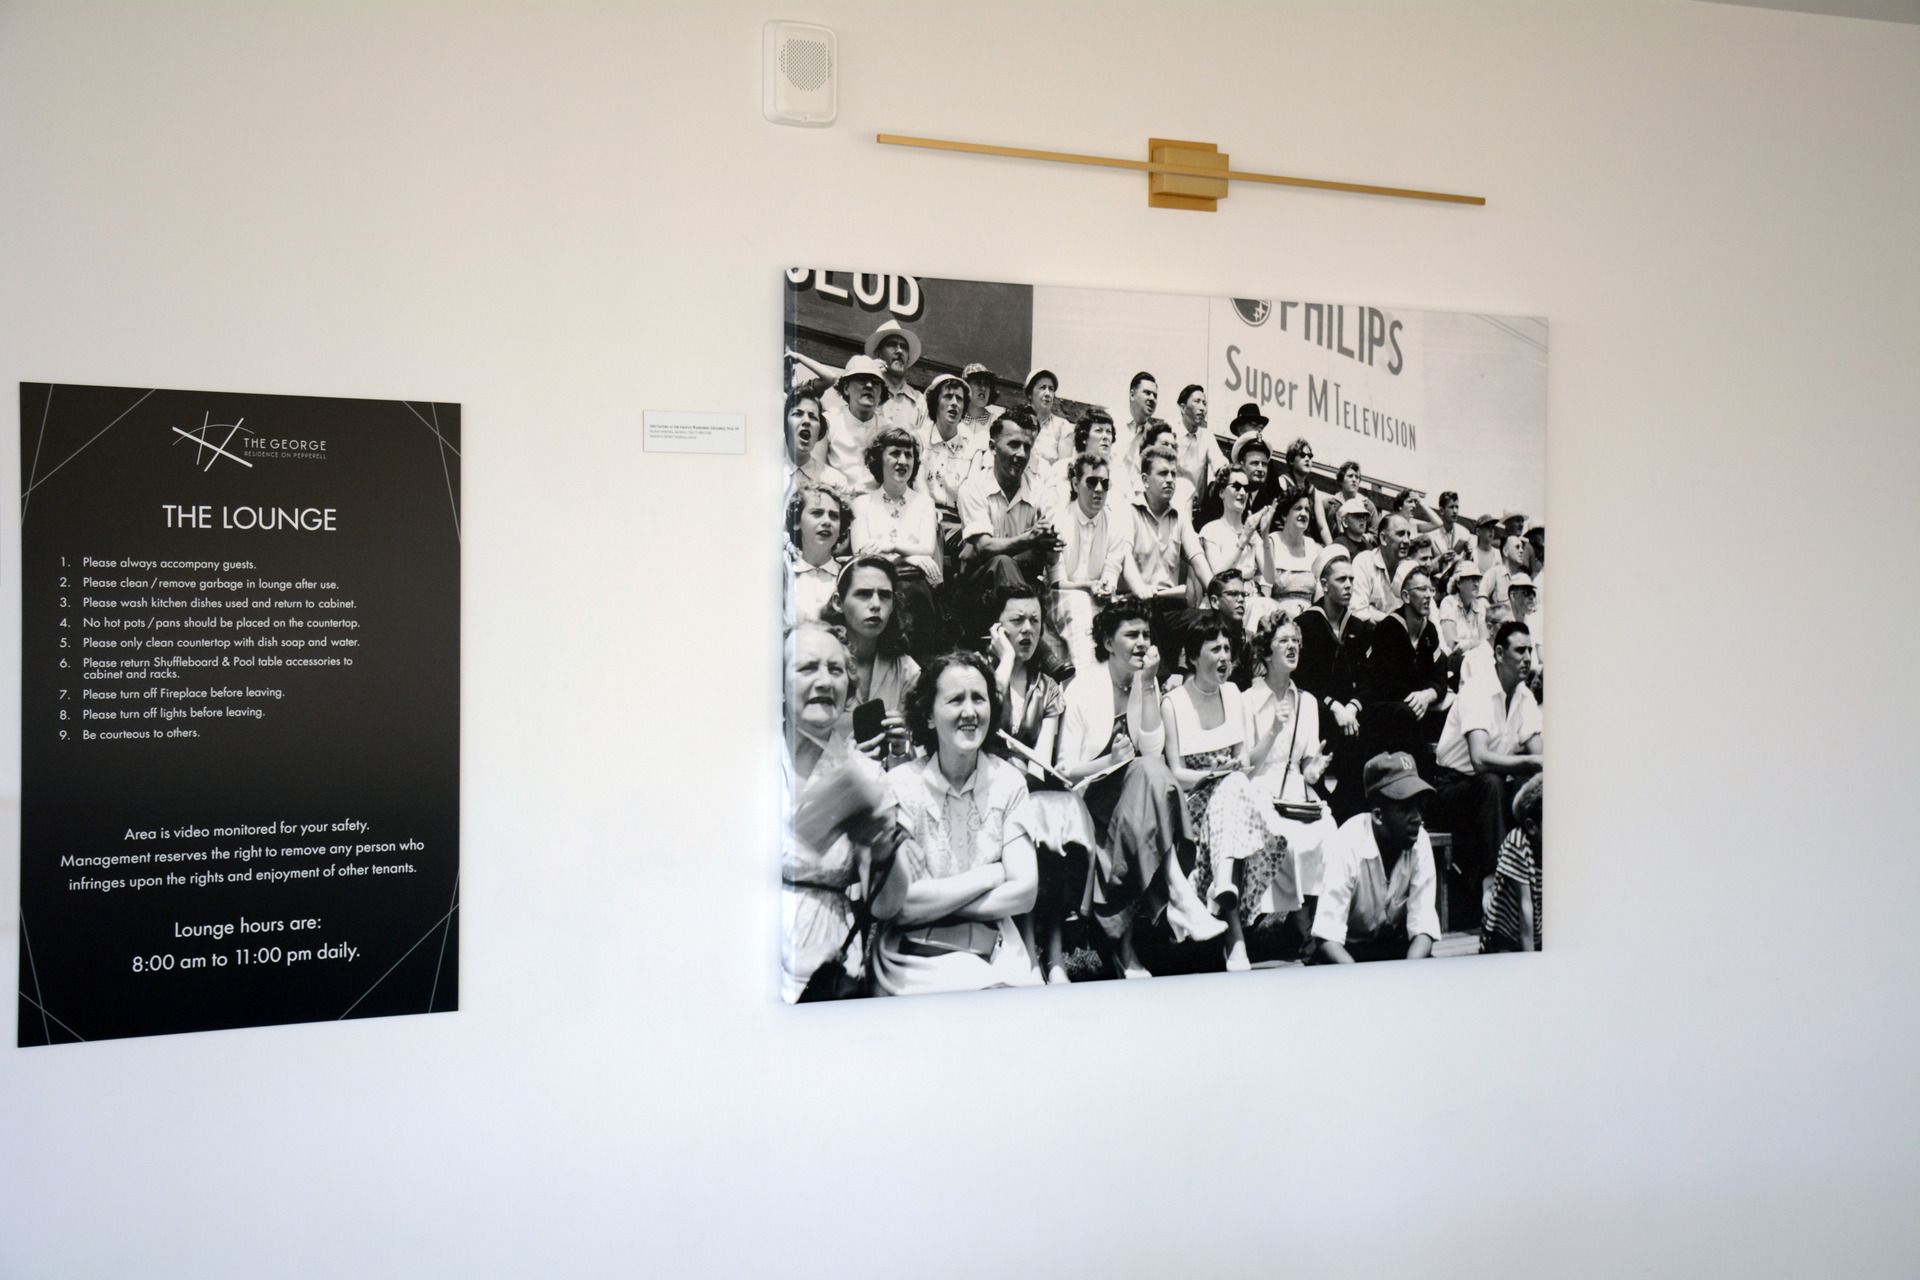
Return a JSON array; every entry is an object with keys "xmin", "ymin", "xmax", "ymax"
[
  {"xmin": 1082, "ymin": 477, "xmax": 1110, "ymax": 490},
  {"xmin": 1298, "ymin": 452, "xmax": 1314, "ymax": 461},
  {"xmin": 1225, "ymin": 481, "xmax": 1248, "ymax": 491}
]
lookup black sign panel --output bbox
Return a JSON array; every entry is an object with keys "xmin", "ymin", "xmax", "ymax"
[{"xmin": 18, "ymin": 383, "xmax": 460, "ymax": 1044}]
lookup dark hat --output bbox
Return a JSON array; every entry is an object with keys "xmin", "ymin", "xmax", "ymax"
[
  {"xmin": 1363, "ymin": 752, "xmax": 1434, "ymax": 802},
  {"xmin": 1229, "ymin": 402, "xmax": 1269, "ymax": 430}
]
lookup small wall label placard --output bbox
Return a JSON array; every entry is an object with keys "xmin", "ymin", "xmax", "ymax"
[{"xmin": 642, "ymin": 410, "xmax": 745, "ymax": 455}]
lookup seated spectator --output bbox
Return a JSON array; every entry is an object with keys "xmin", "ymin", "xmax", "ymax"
[
  {"xmin": 1058, "ymin": 600, "xmax": 1222, "ymax": 974},
  {"xmin": 1246, "ymin": 612, "xmax": 1338, "ymax": 950},
  {"xmin": 1426, "ymin": 489, "xmax": 1475, "ymax": 562},
  {"xmin": 961, "ymin": 361, "xmax": 1004, "ymax": 431},
  {"xmin": 1461, "ymin": 574, "xmax": 1539, "ymax": 691},
  {"xmin": 1310, "ymin": 751, "xmax": 1441, "ymax": 963},
  {"xmin": 851, "ymin": 425, "xmax": 946, "ymax": 659},
  {"xmin": 1024, "ymin": 368, "xmax": 1075, "ymax": 473},
  {"xmin": 1037, "ymin": 406, "xmax": 1119, "ymax": 507},
  {"xmin": 1320, "ymin": 459, "xmax": 1377, "ymax": 549},
  {"xmin": 1162, "ymin": 611, "xmax": 1300, "ymax": 973},
  {"xmin": 1265, "ymin": 483, "xmax": 1324, "ymax": 618},
  {"xmin": 1484, "ymin": 532, "xmax": 1534, "ymax": 623},
  {"xmin": 783, "ymin": 623, "xmax": 910, "ymax": 1001},
  {"xmin": 1294, "ymin": 546, "xmax": 1371, "ymax": 820},
  {"xmin": 872, "ymin": 652, "xmax": 1043, "ymax": 995},
  {"xmin": 1049, "ymin": 450, "xmax": 1139, "ymax": 674},
  {"xmin": 1481, "ymin": 774, "xmax": 1544, "ymax": 954},
  {"xmin": 1195, "ymin": 464, "xmax": 1275, "ymax": 607},
  {"xmin": 1225, "ymin": 408, "xmax": 1281, "ymax": 516},
  {"xmin": 1127, "ymin": 443, "xmax": 1214, "ymax": 659},
  {"xmin": 821, "ymin": 556, "xmax": 920, "ymax": 765},
  {"xmin": 1350, "ymin": 512, "xmax": 1417, "ymax": 622},
  {"xmin": 984, "ymin": 585, "xmax": 1098, "ymax": 985},
  {"xmin": 1436, "ymin": 560, "xmax": 1488, "ymax": 657},
  {"xmin": 1172, "ymin": 383, "xmax": 1224, "ymax": 493},
  {"xmin": 954, "ymin": 409, "xmax": 1062, "ymax": 644},
  {"xmin": 920, "ymin": 372, "xmax": 985, "ymax": 534},
  {"xmin": 1276, "ymin": 436, "xmax": 1334, "ymax": 544},
  {"xmin": 812, "ymin": 353, "xmax": 892, "ymax": 491},
  {"xmin": 1432, "ymin": 620, "xmax": 1542, "ymax": 929},
  {"xmin": 1197, "ymin": 568, "xmax": 1257, "ymax": 689},
  {"xmin": 1332, "ymin": 496, "xmax": 1373, "ymax": 561},
  {"xmin": 786, "ymin": 483, "xmax": 850, "ymax": 627},
  {"xmin": 1356, "ymin": 561, "xmax": 1446, "ymax": 764},
  {"xmin": 785, "ymin": 386, "xmax": 849, "ymax": 493}
]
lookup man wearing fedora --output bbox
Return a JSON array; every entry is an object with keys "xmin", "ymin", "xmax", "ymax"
[{"xmin": 1310, "ymin": 751, "xmax": 1442, "ymax": 963}]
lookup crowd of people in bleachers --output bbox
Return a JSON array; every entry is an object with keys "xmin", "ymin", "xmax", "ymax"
[{"xmin": 782, "ymin": 319, "xmax": 1545, "ymax": 1002}]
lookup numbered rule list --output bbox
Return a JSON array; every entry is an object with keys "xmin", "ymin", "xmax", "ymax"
[{"xmin": 18, "ymin": 383, "xmax": 460, "ymax": 1044}]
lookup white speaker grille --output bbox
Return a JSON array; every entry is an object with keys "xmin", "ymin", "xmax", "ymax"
[{"xmin": 780, "ymin": 38, "xmax": 830, "ymax": 92}]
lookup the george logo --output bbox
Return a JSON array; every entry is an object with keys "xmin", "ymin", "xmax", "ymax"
[
  {"xmin": 172, "ymin": 413, "xmax": 254, "ymax": 471},
  {"xmin": 1232, "ymin": 298, "xmax": 1271, "ymax": 327}
]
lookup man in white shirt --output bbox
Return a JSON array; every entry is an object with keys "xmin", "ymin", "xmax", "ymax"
[
  {"xmin": 1311, "ymin": 751, "xmax": 1441, "ymax": 963},
  {"xmin": 1048, "ymin": 453, "xmax": 1144, "ymax": 673},
  {"xmin": 1349, "ymin": 512, "xmax": 1415, "ymax": 622},
  {"xmin": 1431, "ymin": 620, "xmax": 1542, "ymax": 930},
  {"xmin": 1172, "ymin": 384, "xmax": 1224, "ymax": 494},
  {"xmin": 955, "ymin": 409, "xmax": 1062, "ymax": 645},
  {"xmin": 1426, "ymin": 489, "xmax": 1474, "ymax": 563},
  {"xmin": 1127, "ymin": 444, "xmax": 1213, "ymax": 660}
]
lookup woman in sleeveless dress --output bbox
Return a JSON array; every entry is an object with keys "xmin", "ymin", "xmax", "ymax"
[{"xmin": 1161, "ymin": 611, "xmax": 1300, "ymax": 972}]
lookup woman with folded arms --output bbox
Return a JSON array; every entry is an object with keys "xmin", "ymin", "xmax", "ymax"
[{"xmin": 871, "ymin": 651, "xmax": 1043, "ymax": 995}]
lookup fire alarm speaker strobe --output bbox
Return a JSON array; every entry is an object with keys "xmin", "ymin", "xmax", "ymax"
[{"xmin": 763, "ymin": 21, "xmax": 836, "ymax": 126}]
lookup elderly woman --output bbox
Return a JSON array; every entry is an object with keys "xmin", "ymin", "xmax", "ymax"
[
  {"xmin": 786, "ymin": 386, "xmax": 849, "ymax": 494},
  {"xmin": 1481, "ymin": 773, "xmax": 1544, "ymax": 953},
  {"xmin": 871, "ymin": 651, "xmax": 1043, "ymax": 995},
  {"xmin": 1246, "ymin": 613, "xmax": 1338, "ymax": 927},
  {"xmin": 985, "ymin": 585, "xmax": 1099, "ymax": 984},
  {"xmin": 1058, "ymin": 600, "xmax": 1221, "ymax": 975},
  {"xmin": 786, "ymin": 482, "xmax": 850, "ymax": 628},
  {"xmin": 1265, "ymin": 483, "xmax": 1324, "ymax": 619},
  {"xmin": 1161, "ymin": 611, "xmax": 1299, "ymax": 972},
  {"xmin": 821, "ymin": 556, "xmax": 919, "ymax": 765},
  {"xmin": 783, "ymin": 623, "xmax": 911, "ymax": 1001}
]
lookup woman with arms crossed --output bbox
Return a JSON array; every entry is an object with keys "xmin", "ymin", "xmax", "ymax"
[{"xmin": 871, "ymin": 651, "xmax": 1043, "ymax": 995}]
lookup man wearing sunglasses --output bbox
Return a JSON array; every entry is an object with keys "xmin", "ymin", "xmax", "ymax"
[{"xmin": 1049, "ymin": 452, "xmax": 1145, "ymax": 673}]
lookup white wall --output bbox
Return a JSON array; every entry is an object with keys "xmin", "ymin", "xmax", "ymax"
[{"xmin": 3, "ymin": 2, "xmax": 1917, "ymax": 1275}]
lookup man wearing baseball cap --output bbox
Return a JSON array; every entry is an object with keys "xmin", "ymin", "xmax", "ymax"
[
  {"xmin": 1310, "ymin": 751, "xmax": 1441, "ymax": 963},
  {"xmin": 1332, "ymin": 496, "xmax": 1373, "ymax": 562}
]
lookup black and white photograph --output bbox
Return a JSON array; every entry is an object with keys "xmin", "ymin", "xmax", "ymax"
[{"xmin": 781, "ymin": 268, "xmax": 1546, "ymax": 1001}]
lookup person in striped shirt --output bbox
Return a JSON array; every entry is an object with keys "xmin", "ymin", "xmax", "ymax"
[{"xmin": 1481, "ymin": 774, "xmax": 1543, "ymax": 953}]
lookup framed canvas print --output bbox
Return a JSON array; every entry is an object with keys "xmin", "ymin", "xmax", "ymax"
[{"xmin": 781, "ymin": 269, "xmax": 1544, "ymax": 1002}]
